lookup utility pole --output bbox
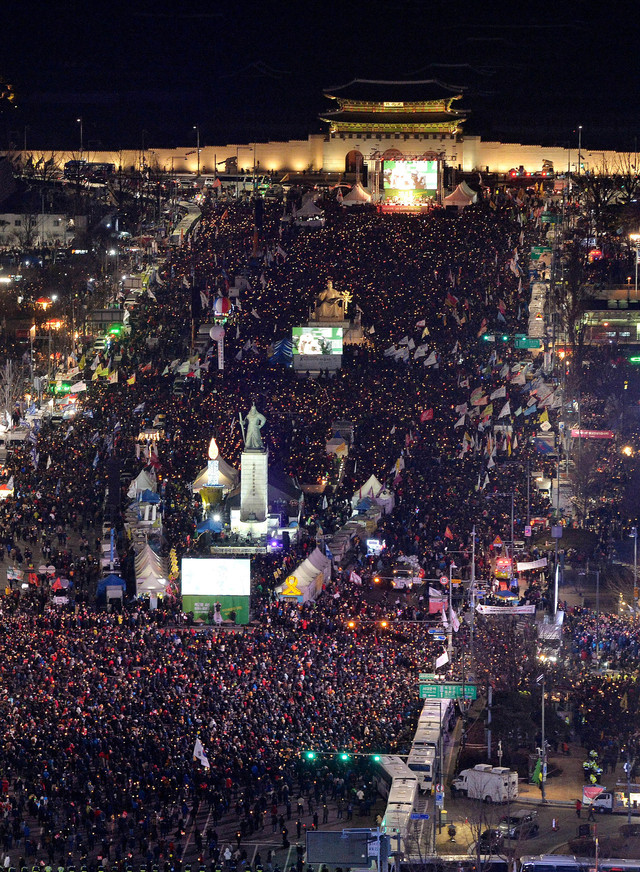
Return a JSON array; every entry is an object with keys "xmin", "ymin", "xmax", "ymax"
[
  {"xmin": 77, "ymin": 117, "xmax": 83, "ymax": 156},
  {"xmin": 470, "ymin": 525, "xmax": 476, "ymax": 672},
  {"xmin": 487, "ymin": 684, "xmax": 492, "ymax": 761},
  {"xmin": 537, "ymin": 673, "xmax": 547, "ymax": 802},
  {"xmin": 595, "ymin": 569, "xmax": 600, "ymax": 670}
]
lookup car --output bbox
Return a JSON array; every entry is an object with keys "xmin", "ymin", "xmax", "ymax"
[
  {"xmin": 498, "ymin": 809, "xmax": 539, "ymax": 839},
  {"xmin": 476, "ymin": 829, "xmax": 505, "ymax": 854},
  {"xmin": 391, "ymin": 565, "xmax": 423, "ymax": 589}
]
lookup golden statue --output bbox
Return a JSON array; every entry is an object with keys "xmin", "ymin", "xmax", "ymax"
[{"xmin": 314, "ymin": 280, "xmax": 347, "ymax": 321}]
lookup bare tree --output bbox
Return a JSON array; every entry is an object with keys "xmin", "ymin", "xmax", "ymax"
[{"xmin": 0, "ymin": 360, "xmax": 25, "ymax": 428}]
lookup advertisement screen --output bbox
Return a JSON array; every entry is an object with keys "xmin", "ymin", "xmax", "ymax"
[
  {"xmin": 383, "ymin": 160, "xmax": 438, "ymax": 199},
  {"xmin": 181, "ymin": 558, "xmax": 251, "ymax": 596},
  {"xmin": 292, "ymin": 327, "xmax": 343, "ymax": 356}
]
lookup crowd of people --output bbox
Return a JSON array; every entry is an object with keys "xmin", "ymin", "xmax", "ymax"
[{"xmin": 0, "ymin": 189, "xmax": 631, "ymax": 871}]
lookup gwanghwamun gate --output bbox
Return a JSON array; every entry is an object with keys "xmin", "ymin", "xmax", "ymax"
[{"xmin": 19, "ymin": 79, "xmax": 633, "ymax": 199}]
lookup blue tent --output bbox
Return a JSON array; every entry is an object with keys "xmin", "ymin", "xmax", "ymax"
[
  {"xmin": 140, "ymin": 489, "xmax": 161, "ymax": 503},
  {"xmin": 96, "ymin": 573, "xmax": 127, "ymax": 601},
  {"xmin": 197, "ymin": 517, "xmax": 223, "ymax": 534},
  {"xmin": 269, "ymin": 337, "xmax": 294, "ymax": 365}
]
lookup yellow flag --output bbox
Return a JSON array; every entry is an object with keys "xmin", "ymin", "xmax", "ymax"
[
  {"xmin": 539, "ymin": 409, "xmax": 549, "ymax": 424},
  {"xmin": 127, "ymin": 374, "xmax": 136, "ymax": 386},
  {"xmin": 108, "ymin": 371, "xmax": 118, "ymax": 384},
  {"xmin": 92, "ymin": 369, "xmax": 99, "ymax": 381},
  {"xmin": 79, "ymin": 355, "xmax": 86, "ymax": 369}
]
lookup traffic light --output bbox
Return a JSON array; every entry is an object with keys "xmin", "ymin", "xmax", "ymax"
[
  {"xmin": 339, "ymin": 753, "xmax": 351, "ymax": 762},
  {"xmin": 304, "ymin": 751, "xmax": 316, "ymax": 761},
  {"xmin": 372, "ymin": 754, "xmax": 381, "ymax": 762}
]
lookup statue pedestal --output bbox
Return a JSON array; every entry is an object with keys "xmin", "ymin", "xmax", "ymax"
[{"xmin": 239, "ymin": 448, "xmax": 268, "ymax": 524}]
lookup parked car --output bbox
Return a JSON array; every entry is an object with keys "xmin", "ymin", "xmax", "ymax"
[
  {"xmin": 476, "ymin": 829, "xmax": 505, "ymax": 854},
  {"xmin": 498, "ymin": 808, "xmax": 539, "ymax": 839}
]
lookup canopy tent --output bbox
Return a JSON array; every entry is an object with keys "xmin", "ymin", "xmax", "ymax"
[
  {"xmin": 443, "ymin": 182, "xmax": 477, "ymax": 210},
  {"xmin": 127, "ymin": 469, "xmax": 157, "ymax": 498},
  {"xmin": 351, "ymin": 474, "xmax": 384, "ymax": 507},
  {"xmin": 196, "ymin": 517, "xmax": 223, "ymax": 534},
  {"xmin": 96, "ymin": 573, "xmax": 127, "ymax": 602},
  {"xmin": 269, "ymin": 336, "xmax": 294, "ymax": 365},
  {"xmin": 342, "ymin": 182, "xmax": 372, "ymax": 207},
  {"xmin": 294, "ymin": 197, "xmax": 325, "ymax": 228},
  {"xmin": 134, "ymin": 543, "xmax": 168, "ymax": 596},
  {"xmin": 192, "ymin": 457, "xmax": 239, "ymax": 494},
  {"xmin": 326, "ymin": 436, "xmax": 348, "ymax": 457},
  {"xmin": 275, "ymin": 547, "xmax": 331, "ymax": 603}
]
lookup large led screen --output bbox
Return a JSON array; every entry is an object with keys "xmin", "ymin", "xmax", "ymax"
[
  {"xmin": 181, "ymin": 557, "xmax": 251, "ymax": 596},
  {"xmin": 383, "ymin": 160, "xmax": 438, "ymax": 199},
  {"xmin": 292, "ymin": 326, "xmax": 343, "ymax": 356}
]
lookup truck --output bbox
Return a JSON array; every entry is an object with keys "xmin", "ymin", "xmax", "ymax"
[
  {"xmin": 451, "ymin": 765, "xmax": 518, "ymax": 803},
  {"xmin": 587, "ymin": 784, "xmax": 640, "ymax": 814}
]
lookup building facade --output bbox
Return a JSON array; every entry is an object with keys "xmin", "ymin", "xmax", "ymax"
[{"xmin": 10, "ymin": 80, "xmax": 634, "ymax": 182}]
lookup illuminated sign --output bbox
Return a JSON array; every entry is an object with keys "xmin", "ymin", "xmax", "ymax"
[
  {"xmin": 181, "ymin": 558, "xmax": 250, "ymax": 596},
  {"xmin": 292, "ymin": 327, "xmax": 343, "ymax": 356}
]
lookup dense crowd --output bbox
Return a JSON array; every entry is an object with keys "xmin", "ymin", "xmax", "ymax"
[{"xmin": 0, "ymin": 192, "xmax": 610, "ymax": 871}]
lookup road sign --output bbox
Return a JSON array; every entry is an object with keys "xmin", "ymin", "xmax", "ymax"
[
  {"xmin": 419, "ymin": 673, "xmax": 438, "ymax": 680},
  {"xmin": 515, "ymin": 337, "xmax": 542, "ymax": 350},
  {"xmin": 439, "ymin": 575, "xmax": 448, "ymax": 586},
  {"xmin": 433, "ymin": 634, "xmax": 447, "ymax": 641},
  {"xmin": 524, "ymin": 525, "xmax": 532, "ymax": 537},
  {"xmin": 410, "ymin": 813, "xmax": 430, "ymax": 821},
  {"xmin": 435, "ymin": 791, "xmax": 444, "ymax": 808},
  {"xmin": 419, "ymin": 682, "xmax": 477, "ymax": 700},
  {"xmin": 427, "ymin": 628, "xmax": 444, "ymax": 635}
]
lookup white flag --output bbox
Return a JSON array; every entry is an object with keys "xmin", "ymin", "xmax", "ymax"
[
  {"xmin": 441, "ymin": 604, "xmax": 449, "ymax": 628},
  {"xmin": 435, "ymin": 651, "xmax": 449, "ymax": 670},
  {"xmin": 193, "ymin": 738, "xmax": 210, "ymax": 770},
  {"xmin": 349, "ymin": 570, "xmax": 362, "ymax": 585},
  {"xmin": 451, "ymin": 610, "xmax": 460, "ymax": 633},
  {"xmin": 490, "ymin": 386, "xmax": 506, "ymax": 400},
  {"xmin": 498, "ymin": 401, "xmax": 511, "ymax": 419},
  {"xmin": 424, "ymin": 350, "xmax": 437, "ymax": 366},
  {"xmin": 454, "ymin": 415, "xmax": 466, "ymax": 428}
]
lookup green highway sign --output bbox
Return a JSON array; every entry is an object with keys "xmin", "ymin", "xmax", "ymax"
[
  {"xmin": 419, "ymin": 683, "xmax": 478, "ymax": 700},
  {"xmin": 419, "ymin": 673, "xmax": 438, "ymax": 681},
  {"xmin": 515, "ymin": 337, "xmax": 542, "ymax": 350},
  {"xmin": 541, "ymin": 212, "xmax": 560, "ymax": 224}
]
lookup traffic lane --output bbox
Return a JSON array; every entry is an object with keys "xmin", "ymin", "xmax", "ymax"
[{"xmin": 436, "ymin": 795, "xmax": 626, "ymax": 857}]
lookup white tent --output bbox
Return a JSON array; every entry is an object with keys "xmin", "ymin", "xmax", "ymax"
[
  {"xmin": 351, "ymin": 474, "xmax": 384, "ymax": 508},
  {"xmin": 342, "ymin": 182, "xmax": 372, "ymax": 207},
  {"xmin": 134, "ymin": 543, "xmax": 168, "ymax": 596},
  {"xmin": 275, "ymin": 547, "xmax": 331, "ymax": 602},
  {"xmin": 192, "ymin": 457, "xmax": 239, "ymax": 493},
  {"xmin": 443, "ymin": 182, "xmax": 477, "ymax": 210},
  {"xmin": 127, "ymin": 469, "xmax": 157, "ymax": 498},
  {"xmin": 296, "ymin": 198, "xmax": 323, "ymax": 217}
]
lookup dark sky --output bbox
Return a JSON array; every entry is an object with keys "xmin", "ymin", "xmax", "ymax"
[{"xmin": 2, "ymin": 0, "xmax": 639, "ymax": 153}]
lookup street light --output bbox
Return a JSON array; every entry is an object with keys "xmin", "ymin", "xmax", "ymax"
[
  {"xmin": 630, "ymin": 234, "xmax": 640, "ymax": 301},
  {"xmin": 77, "ymin": 117, "xmax": 83, "ymax": 156},
  {"xmin": 536, "ymin": 673, "xmax": 547, "ymax": 802},
  {"xmin": 631, "ymin": 526, "xmax": 638, "ymax": 610},
  {"xmin": 193, "ymin": 125, "xmax": 200, "ymax": 178},
  {"xmin": 577, "ymin": 125, "xmax": 583, "ymax": 176}
]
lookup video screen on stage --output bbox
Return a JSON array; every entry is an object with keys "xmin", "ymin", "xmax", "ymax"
[
  {"xmin": 383, "ymin": 160, "xmax": 438, "ymax": 198},
  {"xmin": 181, "ymin": 558, "xmax": 251, "ymax": 596},
  {"xmin": 292, "ymin": 327, "xmax": 343, "ymax": 356}
]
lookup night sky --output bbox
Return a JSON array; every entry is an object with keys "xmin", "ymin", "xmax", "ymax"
[{"xmin": 2, "ymin": 0, "xmax": 639, "ymax": 153}]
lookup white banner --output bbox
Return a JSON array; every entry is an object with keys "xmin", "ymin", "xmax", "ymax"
[
  {"xmin": 516, "ymin": 557, "xmax": 548, "ymax": 571},
  {"xmin": 476, "ymin": 603, "xmax": 536, "ymax": 616}
]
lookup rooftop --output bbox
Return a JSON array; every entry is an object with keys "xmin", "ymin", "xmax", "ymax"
[{"xmin": 323, "ymin": 78, "xmax": 466, "ymax": 104}]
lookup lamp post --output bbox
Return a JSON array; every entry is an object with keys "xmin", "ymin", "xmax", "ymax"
[
  {"xmin": 77, "ymin": 117, "xmax": 83, "ymax": 157},
  {"xmin": 537, "ymin": 672, "xmax": 547, "ymax": 802},
  {"xmin": 630, "ymin": 234, "xmax": 640, "ymax": 301},
  {"xmin": 631, "ymin": 526, "xmax": 638, "ymax": 610},
  {"xmin": 577, "ymin": 125, "xmax": 583, "ymax": 176},
  {"xmin": 193, "ymin": 125, "xmax": 200, "ymax": 178}
]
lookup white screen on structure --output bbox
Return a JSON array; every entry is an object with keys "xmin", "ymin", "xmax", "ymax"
[{"xmin": 181, "ymin": 558, "xmax": 251, "ymax": 596}]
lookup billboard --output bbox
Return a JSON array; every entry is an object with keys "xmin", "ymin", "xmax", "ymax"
[
  {"xmin": 181, "ymin": 558, "xmax": 251, "ymax": 623},
  {"xmin": 292, "ymin": 326, "xmax": 343, "ymax": 356},
  {"xmin": 383, "ymin": 160, "xmax": 438, "ymax": 199}
]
